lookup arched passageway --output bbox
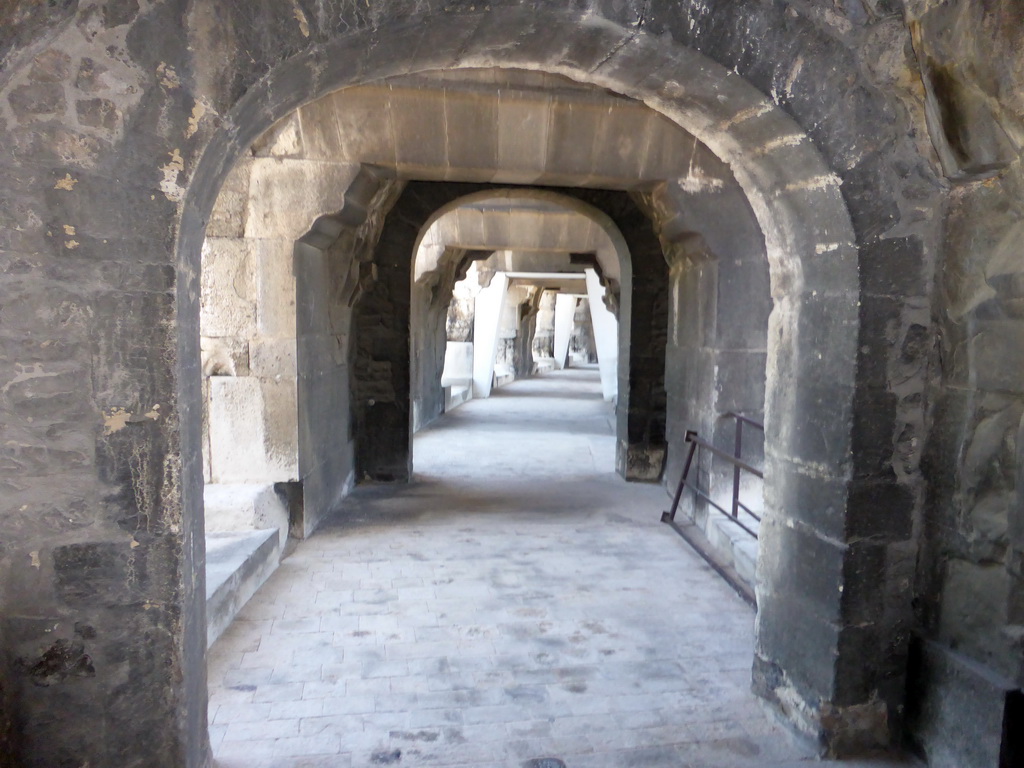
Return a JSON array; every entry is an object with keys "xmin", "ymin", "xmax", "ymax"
[
  {"xmin": 12, "ymin": 2, "xmax": 1013, "ymax": 766},
  {"xmin": 206, "ymin": 367, "xmax": 833, "ymax": 768},
  {"xmin": 191, "ymin": 51, "xmax": 857, "ymax": 762}
]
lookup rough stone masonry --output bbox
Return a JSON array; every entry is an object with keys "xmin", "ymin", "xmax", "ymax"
[{"xmin": 0, "ymin": 1, "xmax": 1022, "ymax": 767}]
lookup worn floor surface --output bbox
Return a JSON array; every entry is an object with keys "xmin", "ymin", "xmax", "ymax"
[{"xmin": 208, "ymin": 367, "xmax": 909, "ymax": 768}]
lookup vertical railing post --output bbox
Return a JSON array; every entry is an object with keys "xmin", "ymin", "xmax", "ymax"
[
  {"xmin": 731, "ymin": 417, "xmax": 743, "ymax": 520},
  {"xmin": 662, "ymin": 431, "xmax": 699, "ymax": 523}
]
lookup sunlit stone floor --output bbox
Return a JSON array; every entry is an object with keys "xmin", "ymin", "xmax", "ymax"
[{"xmin": 207, "ymin": 368, "xmax": 910, "ymax": 768}]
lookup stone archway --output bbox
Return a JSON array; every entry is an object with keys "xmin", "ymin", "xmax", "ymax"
[
  {"xmin": 409, "ymin": 188, "xmax": 637, "ymax": 467},
  {"xmin": 186, "ymin": 23, "xmax": 862, "ymax": 754},
  {"xmin": 0, "ymin": 5, "xmax": 925, "ymax": 766}
]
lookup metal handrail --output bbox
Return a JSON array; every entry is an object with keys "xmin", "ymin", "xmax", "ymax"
[
  {"xmin": 660, "ymin": 416, "xmax": 764, "ymax": 607},
  {"xmin": 685, "ymin": 433, "xmax": 762, "ymax": 479},
  {"xmin": 661, "ymin": 412, "xmax": 765, "ymax": 538},
  {"xmin": 723, "ymin": 411, "xmax": 765, "ymax": 430}
]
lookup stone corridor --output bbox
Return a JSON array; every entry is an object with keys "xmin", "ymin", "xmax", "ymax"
[{"xmin": 206, "ymin": 369, "xmax": 908, "ymax": 767}]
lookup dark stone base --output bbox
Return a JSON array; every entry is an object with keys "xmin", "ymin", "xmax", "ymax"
[
  {"xmin": 753, "ymin": 654, "xmax": 892, "ymax": 758},
  {"xmin": 616, "ymin": 441, "xmax": 666, "ymax": 482}
]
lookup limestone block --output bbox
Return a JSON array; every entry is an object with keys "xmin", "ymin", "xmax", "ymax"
[
  {"xmin": 390, "ymin": 87, "xmax": 448, "ymax": 175},
  {"xmin": 202, "ymin": 377, "xmax": 211, "ymax": 484},
  {"xmin": 259, "ymin": 378, "xmax": 299, "ymax": 479},
  {"xmin": 200, "ymin": 238, "xmax": 257, "ymax": 338},
  {"xmin": 200, "ymin": 336, "xmax": 249, "ymax": 377},
  {"xmin": 593, "ymin": 103, "xmax": 651, "ymax": 180},
  {"xmin": 441, "ymin": 341, "xmax": 474, "ymax": 387},
  {"xmin": 208, "ymin": 377, "xmax": 267, "ymax": 484},
  {"xmin": 251, "ymin": 113, "xmax": 303, "ymax": 158},
  {"xmin": 204, "ymin": 484, "xmax": 290, "ymax": 547},
  {"xmin": 249, "ymin": 338, "xmax": 297, "ymax": 378},
  {"xmin": 244, "ymin": 158, "xmax": 361, "ymax": 241},
  {"xmin": 545, "ymin": 99, "xmax": 604, "ymax": 181},
  {"xmin": 207, "ymin": 157, "xmax": 252, "ymax": 238},
  {"xmin": 444, "ymin": 88, "xmax": 499, "ymax": 180},
  {"xmin": 641, "ymin": 112, "xmax": 697, "ymax": 180},
  {"xmin": 254, "ymin": 238, "xmax": 297, "ymax": 339},
  {"xmin": 496, "ymin": 90, "xmax": 551, "ymax": 184},
  {"xmin": 207, "ymin": 377, "xmax": 298, "ymax": 484},
  {"xmin": 205, "ymin": 528, "xmax": 281, "ymax": 648},
  {"xmin": 305, "ymin": 88, "xmax": 393, "ymax": 165}
]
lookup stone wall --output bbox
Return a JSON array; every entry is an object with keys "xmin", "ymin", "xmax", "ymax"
[
  {"xmin": 296, "ymin": 169, "xmax": 402, "ymax": 532},
  {"xmin": 905, "ymin": 2, "xmax": 1024, "ymax": 764},
  {"xmin": 649, "ymin": 175, "xmax": 771, "ymax": 540},
  {"xmin": 2, "ymin": 1, "xmax": 1020, "ymax": 764},
  {"xmin": 533, "ymin": 290, "xmax": 556, "ymax": 361}
]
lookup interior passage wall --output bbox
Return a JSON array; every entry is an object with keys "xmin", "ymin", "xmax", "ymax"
[
  {"xmin": 200, "ymin": 147, "xmax": 362, "ymax": 485},
  {"xmin": 411, "ymin": 246, "xmax": 473, "ymax": 433},
  {"xmin": 2, "ymin": 0, "xmax": 1021, "ymax": 763},
  {"xmin": 295, "ymin": 172, "xmax": 403, "ymax": 530},
  {"xmin": 652, "ymin": 178, "xmax": 770, "ymax": 527},
  {"xmin": 907, "ymin": 5, "xmax": 1024, "ymax": 764}
]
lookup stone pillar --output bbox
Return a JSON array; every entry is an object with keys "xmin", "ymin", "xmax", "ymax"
[
  {"xmin": 472, "ymin": 273, "xmax": 509, "ymax": 398},
  {"xmin": 553, "ymin": 293, "xmax": 576, "ymax": 369},
  {"xmin": 585, "ymin": 269, "xmax": 619, "ymax": 402}
]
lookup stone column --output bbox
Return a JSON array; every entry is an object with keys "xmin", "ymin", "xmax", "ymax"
[
  {"xmin": 472, "ymin": 273, "xmax": 509, "ymax": 398},
  {"xmin": 585, "ymin": 269, "xmax": 619, "ymax": 402},
  {"xmin": 553, "ymin": 293, "xmax": 576, "ymax": 369}
]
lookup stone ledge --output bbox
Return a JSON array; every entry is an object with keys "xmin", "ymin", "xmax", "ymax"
[{"xmin": 206, "ymin": 529, "xmax": 280, "ymax": 648}]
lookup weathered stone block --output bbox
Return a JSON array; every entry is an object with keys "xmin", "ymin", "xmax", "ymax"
[
  {"xmin": 8, "ymin": 82, "xmax": 65, "ymax": 120},
  {"xmin": 28, "ymin": 49, "xmax": 71, "ymax": 83},
  {"xmin": 851, "ymin": 385, "xmax": 898, "ymax": 479},
  {"xmin": 207, "ymin": 377, "xmax": 297, "ymax": 484},
  {"xmin": 249, "ymin": 338, "xmax": 296, "ymax": 378},
  {"xmin": 906, "ymin": 638, "xmax": 1015, "ymax": 768},
  {"xmin": 200, "ymin": 336, "xmax": 249, "ymax": 377},
  {"xmin": 391, "ymin": 87, "xmax": 448, "ymax": 175},
  {"xmin": 75, "ymin": 98, "xmax": 119, "ymax": 131},
  {"xmin": 968, "ymin": 320, "xmax": 1024, "ymax": 394},
  {"xmin": 199, "ymin": 238, "xmax": 256, "ymax": 338},
  {"xmin": 757, "ymin": 516, "xmax": 845, "ymax": 625},
  {"xmin": 939, "ymin": 558, "xmax": 1011, "ymax": 669},
  {"xmin": 847, "ymin": 477, "xmax": 915, "ymax": 541},
  {"xmin": 205, "ymin": 157, "xmax": 252, "ymax": 238},
  {"xmin": 250, "ymin": 114, "xmax": 303, "ymax": 158},
  {"xmin": 254, "ymin": 238, "xmax": 297, "ymax": 339},
  {"xmin": 860, "ymin": 236, "xmax": 927, "ymax": 298},
  {"xmin": 244, "ymin": 159, "xmax": 360, "ymax": 241}
]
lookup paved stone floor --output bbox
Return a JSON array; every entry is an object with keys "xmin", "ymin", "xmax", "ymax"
[{"xmin": 207, "ymin": 368, "xmax": 910, "ymax": 768}]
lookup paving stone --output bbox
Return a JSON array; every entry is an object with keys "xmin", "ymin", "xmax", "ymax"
[{"xmin": 207, "ymin": 368, "xmax": 907, "ymax": 767}]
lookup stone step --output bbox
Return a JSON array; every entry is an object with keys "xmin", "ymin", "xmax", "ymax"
[
  {"xmin": 444, "ymin": 383, "xmax": 472, "ymax": 411},
  {"xmin": 204, "ymin": 483, "xmax": 290, "ymax": 549},
  {"xmin": 206, "ymin": 529, "xmax": 280, "ymax": 648},
  {"xmin": 705, "ymin": 513, "xmax": 759, "ymax": 595}
]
